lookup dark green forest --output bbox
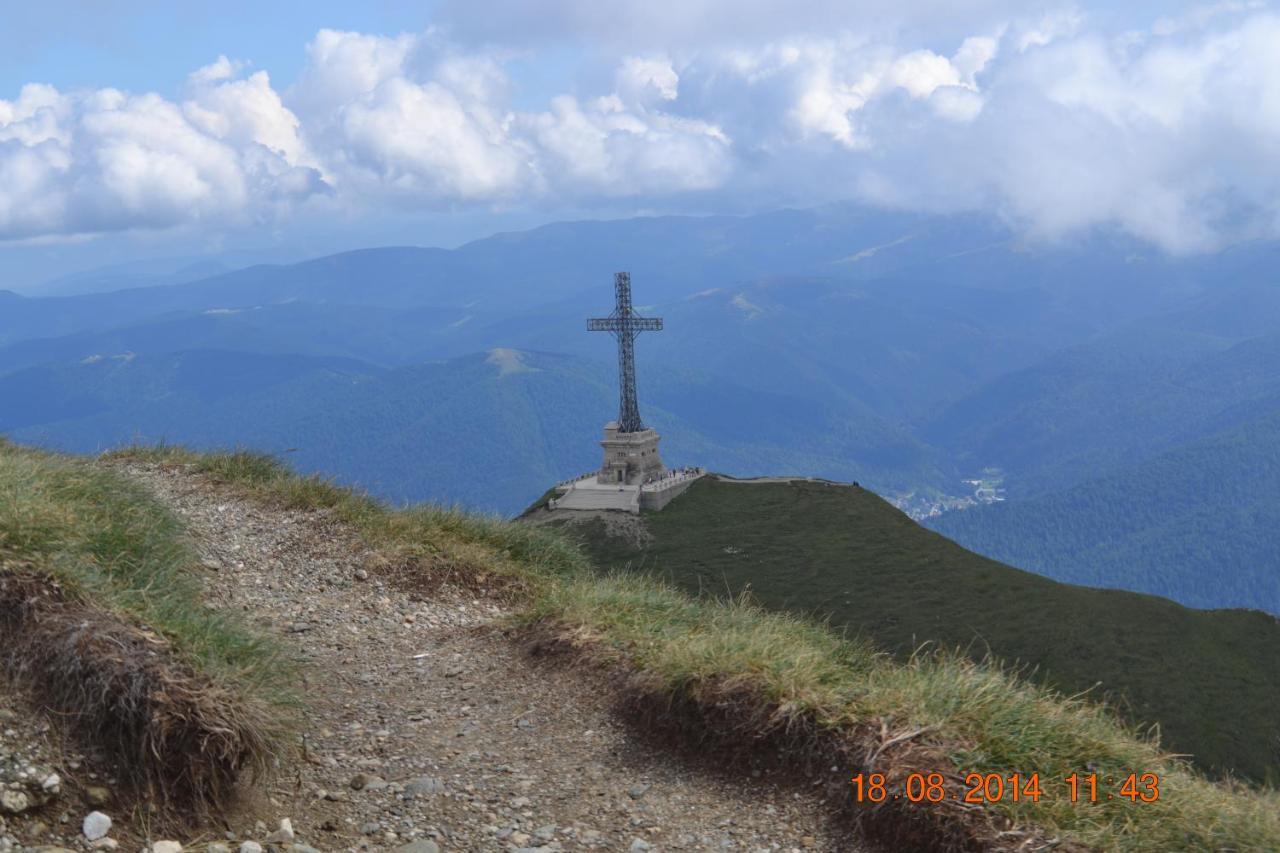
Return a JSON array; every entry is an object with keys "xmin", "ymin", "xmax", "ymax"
[{"xmin": 929, "ymin": 409, "xmax": 1280, "ymax": 612}]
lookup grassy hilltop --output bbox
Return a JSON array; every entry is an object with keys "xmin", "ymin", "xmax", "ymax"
[{"xmin": 538, "ymin": 474, "xmax": 1280, "ymax": 784}]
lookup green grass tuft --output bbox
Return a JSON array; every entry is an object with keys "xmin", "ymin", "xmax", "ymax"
[{"xmin": 1, "ymin": 440, "xmax": 294, "ymax": 720}]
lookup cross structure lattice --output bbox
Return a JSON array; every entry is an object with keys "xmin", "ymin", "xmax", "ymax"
[{"xmin": 588, "ymin": 271, "xmax": 663, "ymax": 433}]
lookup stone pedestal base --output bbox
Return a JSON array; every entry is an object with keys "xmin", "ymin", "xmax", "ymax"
[{"xmin": 597, "ymin": 422, "xmax": 665, "ymax": 485}]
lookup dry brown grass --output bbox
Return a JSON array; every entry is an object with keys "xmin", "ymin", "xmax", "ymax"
[
  {"xmin": 0, "ymin": 569, "xmax": 277, "ymax": 818},
  {"xmin": 0, "ymin": 441, "xmax": 292, "ymax": 821}
]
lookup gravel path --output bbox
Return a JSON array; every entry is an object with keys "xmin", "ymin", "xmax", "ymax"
[{"xmin": 60, "ymin": 463, "xmax": 857, "ymax": 853}]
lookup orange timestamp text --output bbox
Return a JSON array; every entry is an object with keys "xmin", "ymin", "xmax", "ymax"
[{"xmin": 851, "ymin": 771, "xmax": 1161, "ymax": 804}]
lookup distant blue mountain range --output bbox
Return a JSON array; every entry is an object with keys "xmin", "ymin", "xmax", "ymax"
[{"xmin": 3, "ymin": 203, "xmax": 1279, "ymax": 612}]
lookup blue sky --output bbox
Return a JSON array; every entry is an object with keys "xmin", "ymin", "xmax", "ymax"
[
  {"xmin": 3, "ymin": 1, "xmax": 1279, "ymax": 289},
  {"xmin": 0, "ymin": 2, "xmax": 437, "ymax": 98}
]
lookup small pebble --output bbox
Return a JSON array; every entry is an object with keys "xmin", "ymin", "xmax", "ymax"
[
  {"xmin": 85, "ymin": 786, "xmax": 111, "ymax": 807},
  {"xmin": 83, "ymin": 811, "xmax": 112, "ymax": 841},
  {"xmin": 265, "ymin": 818, "xmax": 294, "ymax": 844}
]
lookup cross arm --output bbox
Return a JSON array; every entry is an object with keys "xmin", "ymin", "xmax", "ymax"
[{"xmin": 587, "ymin": 317, "xmax": 663, "ymax": 331}]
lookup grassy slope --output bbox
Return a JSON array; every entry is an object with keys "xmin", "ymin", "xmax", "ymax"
[
  {"xmin": 0, "ymin": 439, "xmax": 292, "ymax": 808},
  {"xmin": 0, "ymin": 439, "xmax": 287, "ymax": 699},
  {"xmin": 100, "ymin": 447, "xmax": 1280, "ymax": 852},
  {"xmin": 552, "ymin": 476, "xmax": 1280, "ymax": 785}
]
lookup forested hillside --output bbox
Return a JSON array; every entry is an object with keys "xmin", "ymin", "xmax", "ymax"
[
  {"xmin": 0, "ymin": 348, "xmax": 943, "ymax": 512},
  {"xmin": 927, "ymin": 413, "xmax": 1280, "ymax": 611},
  {"xmin": 3, "ymin": 206, "xmax": 1280, "ymax": 611}
]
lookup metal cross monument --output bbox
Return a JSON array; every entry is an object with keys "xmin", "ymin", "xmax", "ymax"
[{"xmin": 588, "ymin": 272, "xmax": 663, "ymax": 433}]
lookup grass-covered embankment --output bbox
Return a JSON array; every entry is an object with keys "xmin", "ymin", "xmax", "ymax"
[
  {"xmin": 0, "ymin": 439, "xmax": 291, "ymax": 813},
  {"xmin": 555, "ymin": 475, "xmax": 1280, "ymax": 784},
  {"xmin": 106, "ymin": 446, "xmax": 1280, "ymax": 852}
]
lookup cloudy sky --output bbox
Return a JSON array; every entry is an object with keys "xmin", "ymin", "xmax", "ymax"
[{"xmin": 2, "ymin": 0, "xmax": 1278, "ymax": 288}]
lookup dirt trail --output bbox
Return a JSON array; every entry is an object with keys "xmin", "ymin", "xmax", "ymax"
[{"xmin": 92, "ymin": 463, "xmax": 858, "ymax": 853}]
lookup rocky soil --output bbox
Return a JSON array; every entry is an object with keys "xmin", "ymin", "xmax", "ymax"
[
  {"xmin": 0, "ymin": 685, "xmax": 112, "ymax": 853},
  {"xmin": 519, "ymin": 507, "xmax": 651, "ymax": 547},
  {"xmin": 1, "ymin": 463, "xmax": 858, "ymax": 853}
]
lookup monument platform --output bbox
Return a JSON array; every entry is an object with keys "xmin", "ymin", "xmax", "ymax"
[{"xmin": 550, "ymin": 467, "xmax": 705, "ymax": 514}]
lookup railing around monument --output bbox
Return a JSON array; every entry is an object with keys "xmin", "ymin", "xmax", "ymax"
[
  {"xmin": 547, "ymin": 468, "xmax": 704, "ymax": 512},
  {"xmin": 554, "ymin": 467, "xmax": 704, "ymax": 492},
  {"xmin": 640, "ymin": 466, "xmax": 705, "ymax": 492},
  {"xmin": 554, "ymin": 472, "xmax": 598, "ymax": 490}
]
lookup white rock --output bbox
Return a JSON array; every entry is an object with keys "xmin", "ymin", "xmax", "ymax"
[
  {"xmin": 83, "ymin": 811, "xmax": 112, "ymax": 841},
  {"xmin": 265, "ymin": 818, "xmax": 294, "ymax": 844},
  {"xmin": 238, "ymin": 842, "xmax": 263, "ymax": 853},
  {"xmin": 152, "ymin": 841, "xmax": 182, "ymax": 853},
  {"xmin": 40, "ymin": 773, "xmax": 61, "ymax": 792},
  {"xmin": 0, "ymin": 790, "xmax": 28, "ymax": 814},
  {"xmin": 90, "ymin": 839, "xmax": 119, "ymax": 851}
]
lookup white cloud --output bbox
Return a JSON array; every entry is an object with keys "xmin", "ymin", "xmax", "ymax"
[
  {"xmin": 886, "ymin": 50, "xmax": 964, "ymax": 98},
  {"xmin": 0, "ymin": 28, "xmax": 736, "ymax": 239},
  {"xmin": 730, "ymin": 36, "xmax": 994, "ymax": 148},
  {"xmin": 657, "ymin": 6, "xmax": 1280, "ymax": 252},
  {"xmin": 80, "ymin": 93, "xmax": 247, "ymax": 219},
  {"xmin": 952, "ymin": 35, "xmax": 1001, "ymax": 85},
  {"xmin": 786, "ymin": 41, "xmax": 882, "ymax": 148},
  {"xmin": 963, "ymin": 12, "xmax": 1280, "ymax": 250},
  {"xmin": 337, "ymin": 76, "xmax": 527, "ymax": 200},
  {"xmin": 1015, "ymin": 8, "xmax": 1084, "ymax": 52},
  {"xmin": 616, "ymin": 56, "xmax": 680, "ymax": 102},
  {"xmin": 0, "ymin": 83, "xmax": 70, "ymax": 146},
  {"xmin": 294, "ymin": 30, "xmax": 728, "ymax": 203},
  {"xmin": 523, "ymin": 93, "xmax": 730, "ymax": 194},
  {"xmin": 292, "ymin": 29, "xmax": 417, "ymax": 117},
  {"xmin": 184, "ymin": 59, "xmax": 314, "ymax": 168},
  {"xmin": 930, "ymin": 86, "xmax": 986, "ymax": 121},
  {"xmin": 187, "ymin": 55, "xmax": 244, "ymax": 86},
  {"xmin": 1151, "ymin": 1, "xmax": 1266, "ymax": 37},
  {"xmin": 4, "ymin": 5, "xmax": 1280, "ymax": 253},
  {"xmin": 0, "ymin": 64, "xmax": 326, "ymax": 240}
]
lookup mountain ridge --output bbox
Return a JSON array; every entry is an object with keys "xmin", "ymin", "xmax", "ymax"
[{"xmin": 4, "ymin": 204, "xmax": 1280, "ymax": 612}]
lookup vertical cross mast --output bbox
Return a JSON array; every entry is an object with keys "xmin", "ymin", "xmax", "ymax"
[
  {"xmin": 588, "ymin": 272, "xmax": 663, "ymax": 433},
  {"xmin": 613, "ymin": 273, "xmax": 641, "ymax": 433}
]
